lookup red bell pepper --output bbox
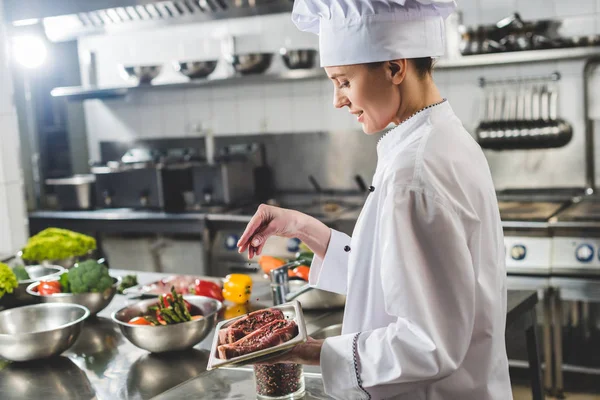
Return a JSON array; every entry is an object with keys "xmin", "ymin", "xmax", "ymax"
[{"xmin": 192, "ymin": 279, "xmax": 224, "ymax": 301}]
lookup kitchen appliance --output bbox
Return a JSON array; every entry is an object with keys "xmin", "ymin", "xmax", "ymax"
[
  {"xmin": 45, "ymin": 174, "xmax": 96, "ymax": 210},
  {"xmin": 190, "ymin": 159, "xmax": 255, "ymax": 208},
  {"xmin": 91, "ymin": 147, "xmax": 196, "ymax": 211}
]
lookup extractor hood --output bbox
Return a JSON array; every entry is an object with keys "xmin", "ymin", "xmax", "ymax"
[{"xmin": 3, "ymin": 0, "xmax": 293, "ymax": 42}]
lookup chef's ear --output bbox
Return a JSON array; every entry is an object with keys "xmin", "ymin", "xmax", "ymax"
[{"xmin": 388, "ymin": 59, "xmax": 407, "ymax": 84}]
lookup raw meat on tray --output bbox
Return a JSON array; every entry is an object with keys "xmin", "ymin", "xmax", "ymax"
[
  {"xmin": 218, "ymin": 308, "xmax": 285, "ymax": 345},
  {"xmin": 217, "ymin": 319, "xmax": 298, "ymax": 360}
]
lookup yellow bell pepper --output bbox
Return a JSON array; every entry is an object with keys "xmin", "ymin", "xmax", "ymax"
[
  {"xmin": 224, "ymin": 304, "xmax": 249, "ymax": 320},
  {"xmin": 222, "ymin": 274, "xmax": 253, "ymax": 305}
]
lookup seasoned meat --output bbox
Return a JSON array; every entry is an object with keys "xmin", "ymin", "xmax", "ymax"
[
  {"xmin": 218, "ymin": 308, "xmax": 285, "ymax": 345},
  {"xmin": 217, "ymin": 319, "xmax": 298, "ymax": 359}
]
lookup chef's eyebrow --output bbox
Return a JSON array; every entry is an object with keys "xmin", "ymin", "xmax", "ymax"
[{"xmin": 328, "ymin": 73, "xmax": 345, "ymax": 79}]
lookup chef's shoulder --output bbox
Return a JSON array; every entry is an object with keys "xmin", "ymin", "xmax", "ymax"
[{"xmin": 386, "ymin": 114, "xmax": 495, "ymax": 217}]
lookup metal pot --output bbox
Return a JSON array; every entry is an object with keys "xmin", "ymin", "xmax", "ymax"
[
  {"xmin": 228, "ymin": 53, "xmax": 273, "ymax": 75},
  {"xmin": 119, "ymin": 65, "xmax": 162, "ymax": 84},
  {"xmin": 46, "ymin": 175, "xmax": 96, "ymax": 210}
]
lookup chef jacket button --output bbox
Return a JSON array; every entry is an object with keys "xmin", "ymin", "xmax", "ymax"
[
  {"xmin": 369, "ymin": 186, "xmax": 375, "ymax": 192},
  {"xmin": 344, "ymin": 245, "xmax": 351, "ymax": 252}
]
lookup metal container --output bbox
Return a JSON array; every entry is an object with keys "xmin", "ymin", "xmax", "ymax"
[
  {"xmin": 112, "ymin": 295, "xmax": 222, "ymax": 353},
  {"xmin": 119, "ymin": 65, "xmax": 162, "ymax": 84},
  {"xmin": 229, "ymin": 53, "xmax": 273, "ymax": 75},
  {"xmin": 190, "ymin": 159, "xmax": 255, "ymax": 207},
  {"xmin": 19, "ymin": 249, "xmax": 98, "ymax": 270},
  {"xmin": 173, "ymin": 60, "xmax": 218, "ymax": 79},
  {"xmin": 13, "ymin": 265, "xmax": 65, "ymax": 304},
  {"xmin": 27, "ymin": 276, "xmax": 121, "ymax": 316},
  {"xmin": 288, "ymin": 280, "xmax": 346, "ymax": 310},
  {"xmin": 46, "ymin": 175, "xmax": 96, "ymax": 210},
  {"xmin": 280, "ymin": 49, "xmax": 317, "ymax": 70},
  {"xmin": 207, "ymin": 301, "xmax": 308, "ymax": 370},
  {"xmin": 0, "ymin": 303, "xmax": 89, "ymax": 361}
]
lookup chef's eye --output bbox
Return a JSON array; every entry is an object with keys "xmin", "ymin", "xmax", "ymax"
[{"xmin": 339, "ymin": 81, "xmax": 349, "ymax": 89}]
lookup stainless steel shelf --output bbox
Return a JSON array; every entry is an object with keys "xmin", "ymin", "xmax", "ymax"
[
  {"xmin": 51, "ymin": 47, "xmax": 600, "ymax": 101},
  {"xmin": 50, "ymin": 69, "xmax": 326, "ymax": 101}
]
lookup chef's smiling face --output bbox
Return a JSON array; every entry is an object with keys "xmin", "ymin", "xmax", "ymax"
[{"xmin": 326, "ymin": 62, "xmax": 405, "ymax": 135}]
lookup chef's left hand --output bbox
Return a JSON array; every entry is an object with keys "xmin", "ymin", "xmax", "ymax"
[{"xmin": 257, "ymin": 337, "xmax": 324, "ymax": 366}]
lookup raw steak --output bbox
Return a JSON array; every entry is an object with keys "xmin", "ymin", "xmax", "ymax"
[
  {"xmin": 218, "ymin": 308, "xmax": 285, "ymax": 345},
  {"xmin": 217, "ymin": 319, "xmax": 298, "ymax": 359}
]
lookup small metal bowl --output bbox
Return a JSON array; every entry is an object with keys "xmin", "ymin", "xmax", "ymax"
[
  {"xmin": 228, "ymin": 53, "xmax": 273, "ymax": 75},
  {"xmin": 173, "ymin": 60, "xmax": 218, "ymax": 79},
  {"xmin": 280, "ymin": 49, "xmax": 318, "ymax": 70},
  {"xmin": 14, "ymin": 265, "xmax": 65, "ymax": 304},
  {"xmin": 26, "ymin": 276, "xmax": 121, "ymax": 317},
  {"xmin": 119, "ymin": 65, "xmax": 162, "ymax": 84},
  {"xmin": 0, "ymin": 303, "xmax": 89, "ymax": 361},
  {"xmin": 112, "ymin": 295, "xmax": 222, "ymax": 353}
]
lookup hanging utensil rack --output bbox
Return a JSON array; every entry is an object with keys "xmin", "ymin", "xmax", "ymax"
[{"xmin": 475, "ymin": 71, "xmax": 572, "ymax": 150}]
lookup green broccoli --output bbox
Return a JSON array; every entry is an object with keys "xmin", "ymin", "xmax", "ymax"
[
  {"xmin": 0, "ymin": 263, "xmax": 18, "ymax": 298},
  {"xmin": 67, "ymin": 260, "xmax": 113, "ymax": 294},
  {"xmin": 12, "ymin": 265, "xmax": 30, "ymax": 281}
]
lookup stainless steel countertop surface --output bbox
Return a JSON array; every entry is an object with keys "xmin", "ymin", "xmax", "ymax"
[{"xmin": 0, "ymin": 269, "xmax": 333, "ymax": 400}]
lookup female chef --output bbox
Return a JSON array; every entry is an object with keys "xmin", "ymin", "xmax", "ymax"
[{"xmin": 237, "ymin": 1, "xmax": 513, "ymax": 399}]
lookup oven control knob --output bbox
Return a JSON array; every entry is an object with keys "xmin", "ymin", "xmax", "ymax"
[
  {"xmin": 575, "ymin": 244, "xmax": 594, "ymax": 263},
  {"xmin": 224, "ymin": 234, "xmax": 239, "ymax": 251},
  {"xmin": 510, "ymin": 245, "xmax": 527, "ymax": 261},
  {"xmin": 287, "ymin": 238, "xmax": 301, "ymax": 253}
]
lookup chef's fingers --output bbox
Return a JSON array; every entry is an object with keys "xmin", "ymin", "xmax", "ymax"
[{"xmin": 237, "ymin": 211, "xmax": 266, "ymax": 251}]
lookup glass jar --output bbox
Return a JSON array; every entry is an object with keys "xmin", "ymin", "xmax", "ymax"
[{"xmin": 254, "ymin": 363, "xmax": 305, "ymax": 399}]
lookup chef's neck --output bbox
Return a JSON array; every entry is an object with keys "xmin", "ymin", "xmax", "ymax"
[{"xmin": 392, "ymin": 75, "xmax": 443, "ymax": 125}]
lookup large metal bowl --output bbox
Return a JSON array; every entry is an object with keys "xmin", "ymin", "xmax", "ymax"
[
  {"xmin": 228, "ymin": 53, "xmax": 273, "ymax": 75},
  {"xmin": 289, "ymin": 280, "xmax": 346, "ymax": 310},
  {"xmin": 26, "ymin": 276, "xmax": 121, "ymax": 316},
  {"xmin": 280, "ymin": 49, "xmax": 318, "ymax": 70},
  {"xmin": 0, "ymin": 303, "xmax": 89, "ymax": 361},
  {"xmin": 173, "ymin": 60, "xmax": 218, "ymax": 79},
  {"xmin": 112, "ymin": 295, "xmax": 222, "ymax": 353},
  {"xmin": 119, "ymin": 65, "xmax": 162, "ymax": 84},
  {"xmin": 19, "ymin": 249, "xmax": 98, "ymax": 270}
]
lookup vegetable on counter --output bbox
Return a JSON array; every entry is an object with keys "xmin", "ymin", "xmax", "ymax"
[
  {"xmin": 290, "ymin": 265, "xmax": 310, "ymax": 281},
  {"xmin": 118, "ymin": 274, "xmax": 138, "ymax": 294},
  {"xmin": 258, "ymin": 256, "xmax": 286, "ymax": 275},
  {"xmin": 127, "ymin": 286, "xmax": 202, "ymax": 326},
  {"xmin": 294, "ymin": 251, "xmax": 314, "ymax": 266},
  {"xmin": 0, "ymin": 263, "xmax": 18, "ymax": 299},
  {"xmin": 22, "ymin": 228, "xmax": 96, "ymax": 262},
  {"xmin": 222, "ymin": 274, "xmax": 253, "ymax": 305},
  {"xmin": 67, "ymin": 259, "xmax": 113, "ymax": 294},
  {"xmin": 38, "ymin": 281, "xmax": 62, "ymax": 295},
  {"xmin": 12, "ymin": 265, "xmax": 30, "ymax": 281},
  {"xmin": 191, "ymin": 279, "xmax": 224, "ymax": 301}
]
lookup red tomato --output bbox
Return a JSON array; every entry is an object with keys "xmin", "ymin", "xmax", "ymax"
[
  {"xmin": 193, "ymin": 280, "xmax": 224, "ymax": 301},
  {"xmin": 38, "ymin": 281, "xmax": 62, "ymax": 295},
  {"xmin": 128, "ymin": 316, "xmax": 152, "ymax": 325}
]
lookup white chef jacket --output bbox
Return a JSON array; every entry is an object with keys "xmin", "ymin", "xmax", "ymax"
[{"xmin": 309, "ymin": 101, "xmax": 512, "ymax": 400}]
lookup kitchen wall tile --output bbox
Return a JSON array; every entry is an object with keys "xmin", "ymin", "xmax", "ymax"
[
  {"xmin": 163, "ymin": 103, "xmax": 187, "ymax": 137},
  {"xmin": 557, "ymin": 59, "xmax": 587, "ymax": 77},
  {"xmin": 292, "ymin": 79, "xmax": 323, "ymax": 97},
  {"xmin": 105, "ymin": 102, "xmax": 141, "ymax": 140},
  {"xmin": 457, "ymin": 0, "xmax": 481, "ymax": 27},
  {"xmin": 265, "ymin": 82, "xmax": 294, "ymax": 98},
  {"xmin": 555, "ymin": 0, "xmax": 596, "ymax": 17},
  {"xmin": 6, "ymin": 181, "xmax": 27, "ymax": 252},
  {"xmin": 184, "ymin": 89, "xmax": 213, "ymax": 135},
  {"xmin": 0, "ymin": 114, "xmax": 23, "ymax": 184},
  {"xmin": 588, "ymin": 69, "xmax": 600, "ymax": 119},
  {"xmin": 291, "ymin": 95, "xmax": 325, "ymax": 133},
  {"xmin": 138, "ymin": 105, "xmax": 165, "ymax": 138},
  {"xmin": 478, "ymin": 0, "xmax": 517, "ymax": 25},
  {"xmin": 515, "ymin": 0, "xmax": 557, "ymax": 20},
  {"xmin": 212, "ymin": 85, "xmax": 239, "ymax": 100},
  {"xmin": 238, "ymin": 86, "xmax": 267, "ymax": 135},
  {"xmin": 558, "ymin": 15, "xmax": 597, "ymax": 38},
  {"xmin": 265, "ymin": 96, "xmax": 293, "ymax": 133},
  {"xmin": 0, "ymin": 62, "xmax": 13, "ymax": 116},
  {"xmin": 211, "ymin": 99, "xmax": 239, "ymax": 135}
]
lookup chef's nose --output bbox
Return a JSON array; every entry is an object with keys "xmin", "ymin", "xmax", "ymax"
[{"xmin": 333, "ymin": 88, "xmax": 349, "ymax": 109}]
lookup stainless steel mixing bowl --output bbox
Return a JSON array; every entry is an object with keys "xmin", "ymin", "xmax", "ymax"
[
  {"xmin": 14, "ymin": 265, "xmax": 65, "ymax": 304},
  {"xmin": 26, "ymin": 276, "xmax": 121, "ymax": 316},
  {"xmin": 280, "ymin": 48, "xmax": 318, "ymax": 70},
  {"xmin": 289, "ymin": 279, "xmax": 346, "ymax": 310},
  {"xmin": 173, "ymin": 60, "xmax": 218, "ymax": 79},
  {"xmin": 119, "ymin": 65, "xmax": 162, "ymax": 84},
  {"xmin": 112, "ymin": 295, "xmax": 222, "ymax": 353},
  {"xmin": 0, "ymin": 303, "xmax": 89, "ymax": 361},
  {"xmin": 228, "ymin": 53, "xmax": 273, "ymax": 75}
]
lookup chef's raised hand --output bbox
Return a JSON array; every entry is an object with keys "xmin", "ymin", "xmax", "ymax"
[{"xmin": 237, "ymin": 204, "xmax": 331, "ymax": 259}]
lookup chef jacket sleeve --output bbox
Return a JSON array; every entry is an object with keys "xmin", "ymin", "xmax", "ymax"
[
  {"xmin": 308, "ymin": 229, "xmax": 350, "ymax": 295},
  {"xmin": 320, "ymin": 186, "xmax": 477, "ymax": 399}
]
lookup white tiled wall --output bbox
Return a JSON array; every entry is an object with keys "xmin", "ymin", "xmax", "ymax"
[
  {"xmin": 79, "ymin": 2, "xmax": 600, "ymax": 189},
  {"xmin": 0, "ymin": 0, "xmax": 28, "ymax": 255}
]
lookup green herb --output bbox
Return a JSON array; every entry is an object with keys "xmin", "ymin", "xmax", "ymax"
[
  {"xmin": 12, "ymin": 265, "xmax": 30, "ymax": 281},
  {"xmin": 0, "ymin": 263, "xmax": 18, "ymax": 299},
  {"xmin": 117, "ymin": 274, "xmax": 138, "ymax": 294}
]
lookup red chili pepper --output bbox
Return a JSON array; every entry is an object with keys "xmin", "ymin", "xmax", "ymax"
[
  {"xmin": 160, "ymin": 293, "xmax": 174, "ymax": 308},
  {"xmin": 193, "ymin": 279, "xmax": 224, "ymax": 301}
]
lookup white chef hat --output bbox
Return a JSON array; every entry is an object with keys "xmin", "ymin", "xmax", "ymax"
[{"xmin": 292, "ymin": 0, "xmax": 457, "ymax": 67}]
